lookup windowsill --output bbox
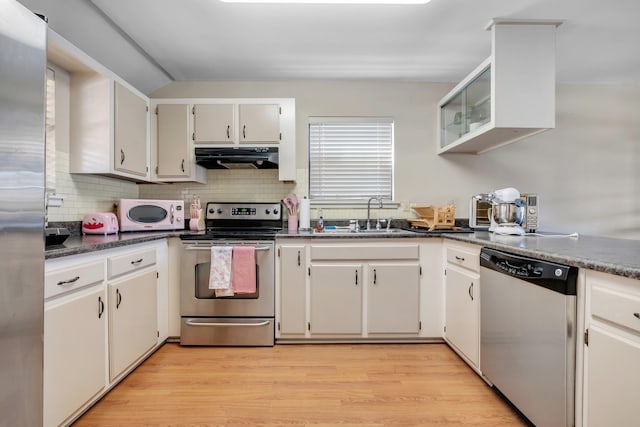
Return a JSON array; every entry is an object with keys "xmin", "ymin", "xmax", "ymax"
[{"xmin": 310, "ymin": 201, "xmax": 400, "ymax": 209}]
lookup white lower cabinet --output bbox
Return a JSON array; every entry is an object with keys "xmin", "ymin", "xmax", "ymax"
[
  {"xmin": 276, "ymin": 239, "xmax": 427, "ymax": 340},
  {"xmin": 277, "ymin": 245, "xmax": 307, "ymax": 335},
  {"xmin": 310, "ymin": 263, "xmax": 363, "ymax": 335},
  {"xmin": 44, "ymin": 285, "xmax": 106, "ymax": 427},
  {"xmin": 367, "ymin": 263, "xmax": 420, "ymax": 334},
  {"xmin": 443, "ymin": 242, "xmax": 480, "ymax": 369},
  {"xmin": 583, "ymin": 270, "xmax": 640, "ymax": 427},
  {"xmin": 44, "ymin": 240, "xmax": 166, "ymax": 426},
  {"xmin": 108, "ymin": 269, "xmax": 158, "ymax": 381}
]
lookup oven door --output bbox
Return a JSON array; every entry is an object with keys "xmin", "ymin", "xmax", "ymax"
[{"xmin": 180, "ymin": 240, "xmax": 275, "ymax": 318}]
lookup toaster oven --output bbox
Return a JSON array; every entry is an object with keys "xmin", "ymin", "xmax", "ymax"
[{"xmin": 470, "ymin": 194, "xmax": 539, "ymax": 232}]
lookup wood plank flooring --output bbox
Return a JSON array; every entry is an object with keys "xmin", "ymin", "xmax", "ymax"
[{"xmin": 73, "ymin": 343, "xmax": 528, "ymax": 426}]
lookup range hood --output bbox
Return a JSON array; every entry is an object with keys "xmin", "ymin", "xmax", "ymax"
[{"xmin": 195, "ymin": 147, "xmax": 279, "ymax": 170}]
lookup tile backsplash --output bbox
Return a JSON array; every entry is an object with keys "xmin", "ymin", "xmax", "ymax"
[{"xmin": 47, "ymin": 151, "xmax": 138, "ymax": 222}]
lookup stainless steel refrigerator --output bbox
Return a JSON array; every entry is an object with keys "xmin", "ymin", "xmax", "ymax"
[{"xmin": 0, "ymin": 0, "xmax": 47, "ymax": 425}]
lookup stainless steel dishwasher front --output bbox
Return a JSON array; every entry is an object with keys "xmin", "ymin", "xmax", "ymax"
[{"xmin": 480, "ymin": 247, "xmax": 578, "ymax": 427}]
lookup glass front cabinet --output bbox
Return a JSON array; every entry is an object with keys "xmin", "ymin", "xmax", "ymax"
[
  {"xmin": 437, "ymin": 19, "xmax": 561, "ymax": 154},
  {"xmin": 440, "ymin": 63, "xmax": 491, "ymax": 148}
]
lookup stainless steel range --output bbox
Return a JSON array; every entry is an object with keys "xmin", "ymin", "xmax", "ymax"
[{"xmin": 179, "ymin": 202, "xmax": 282, "ymax": 346}]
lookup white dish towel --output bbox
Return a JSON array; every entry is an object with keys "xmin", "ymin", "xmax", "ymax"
[{"xmin": 208, "ymin": 246, "xmax": 233, "ymax": 295}]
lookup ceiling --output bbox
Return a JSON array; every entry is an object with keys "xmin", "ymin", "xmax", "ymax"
[{"xmin": 27, "ymin": 0, "xmax": 640, "ymax": 93}]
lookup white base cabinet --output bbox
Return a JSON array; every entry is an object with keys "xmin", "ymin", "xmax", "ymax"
[
  {"xmin": 44, "ymin": 285, "xmax": 107, "ymax": 427},
  {"xmin": 583, "ymin": 270, "xmax": 640, "ymax": 427},
  {"xmin": 44, "ymin": 240, "xmax": 166, "ymax": 426},
  {"xmin": 108, "ymin": 269, "xmax": 158, "ymax": 381},
  {"xmin": 443, "ymin": 242, "xmax": 480, "ymax": 369},
  {"xmin": 276, "ymin": 239, "xmax": 432, "ymax": 341}
]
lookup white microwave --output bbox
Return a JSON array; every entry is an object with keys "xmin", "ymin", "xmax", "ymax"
[{"xmin": 118, "ymin": 199, "xmax": 184, "ymax": 231}]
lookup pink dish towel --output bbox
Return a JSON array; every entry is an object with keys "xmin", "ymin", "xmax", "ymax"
[
  {"xmin": 232, "ymin": 246, "xmax": 256, "ymax": 294},
  {"xmin": 209, "ymin": 246, "xmax": 232, "ymax": 291}
]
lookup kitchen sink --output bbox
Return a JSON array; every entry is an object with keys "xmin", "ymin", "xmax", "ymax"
[{"xmin": 313, "ymin": 228, "xmax": 414, "ymax": 236}]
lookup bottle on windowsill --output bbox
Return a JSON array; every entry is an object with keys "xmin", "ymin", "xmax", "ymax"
[{"xmin": 315, "ymin": 209, "xmax": 324, "ymax": 232}]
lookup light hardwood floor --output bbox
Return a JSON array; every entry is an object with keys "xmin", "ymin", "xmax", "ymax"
[{"xmin": 73, "ymin": 343, "xmax": 528, "ymax": 426}]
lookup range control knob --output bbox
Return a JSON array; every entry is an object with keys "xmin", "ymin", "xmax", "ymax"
[
  {"xmin": 265, "ymin": 209, "xmax": 271, "ymax": 214},
  {"xmin": 273, "ymin": 208, "xmax": 279, "ymax": 215},
  {"xmin": 208, "ymin": 208, "xmax": 214, "ymax": 214},
  {"xmin": 217, "ymin": 209, "xmax": 223, "ymax": 214}
]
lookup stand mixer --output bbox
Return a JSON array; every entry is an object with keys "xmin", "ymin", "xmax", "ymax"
[{"xmin": 484, "ymin": 188, "xmax": 527, "ymax": 235}]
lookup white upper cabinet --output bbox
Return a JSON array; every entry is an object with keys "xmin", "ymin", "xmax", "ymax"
[
  {"xmin": 47, "ymin": 30, "xmax": 151, "ymax": 182},
  {"xmin": 239, "ymin": 104, "xmax": 281, "ymax": 143},
  {"xmin": 438, "ymin": 19, "xmax": 562, "ymax": 154},
  {"xmin": 193, "ymin": 104, "xmax": 235, "ymax": 143},
  {"xmin": 151, "ymin": 103, "xmax": 206, "ymax": 183}
]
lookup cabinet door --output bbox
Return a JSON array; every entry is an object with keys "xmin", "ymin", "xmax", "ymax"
[
  {"xmin": 156, "ymin": 104, "xmax": 190, "ymax": 178},
  {"xmin": 239, "ymin": 104, "xmax": 280, "ymax": 143},
  {"xmin": 310, "ymin": 264, "xmax": 362, "ymax": 334},
  {"xmin": 114, "ymin": 81, "xmax": 148, "ymax": 176},
  {"xmin": 586, "ymin": 326, "xmax": 640, "ymax": 427},
  {"xmin": 445, "ymin": 266, "xmax": 479, "ymax": 366},
  {"xmin": 193, "ymin": 104, "xmax": 234, "ymax": 143},
  {"xmin": 278, "ymin": 245, "xmax": 307, "ymax": 335},
  {"xmin": 108, "ymin": 269, "xmax": 158, "ymax": 381},
  {"xmin": 44, "ymin": 286, "xmax": 107, "ymax": 427},
  {"xmin": 368, "ymin": 263, "xmax": 420, "ymax": 334}
]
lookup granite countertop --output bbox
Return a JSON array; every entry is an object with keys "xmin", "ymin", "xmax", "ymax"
[
  {"xmin": 46, "ymin": 227, "xmax": 640, "ymax": 280},
  {"xmin": 45, "ymin": 231, "xmax": 183, "ymax": 259}
]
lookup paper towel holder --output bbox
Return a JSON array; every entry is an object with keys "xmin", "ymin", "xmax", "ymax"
[{"xmin": 298, "ymin": 196, "xmax": 312, "ymax": 231}]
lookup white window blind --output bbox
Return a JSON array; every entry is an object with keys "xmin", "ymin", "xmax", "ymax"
[{"xmin": 309, "ymin": 117, "xmax": 393, "ymax": 202}]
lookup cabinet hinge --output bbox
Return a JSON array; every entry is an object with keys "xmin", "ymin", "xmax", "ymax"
[
  {"xmin": 277, "ymin": 322, "xmax": 280, "ymax": 331},
  {"xmin": 444, "ymin": 326, "xmax": 446, "ymax": 333},
  {"xmin": 584, "ymin": 329, "xmax": 589, "ymax": 346},
  {"xmin": 157, "ymin": 330, "xmax": 159, "ymax": 337},
  {"xmin": 277, "ymin": 248, "xmax": 280, "ymax": 257},
  {"xmin": 146, "ymin": 106, "xmax": 149, "ymax": 113},
  {"xmin": 308, "ymin": 267, "xmax": 311, "ymax": 276},
  {"xmin": 279, "ymin": 107, "xmax": 282, "ymax": 115},
  {"xmin": 307, "ymin": 322, "xmax": 311, "ymax": 331},
  {"xmin": 154, "ymin": 106, "xmax": 158, "ymax": 115},
  {"xmin": 419, "ymin": 321, "xmax": 422, "ymax": 330},
  {"xmin": 279, "ymin": 132, "xmax": 282, "ymax": 141},
  {"xmin": 192, "ymin": 106, "xmax": 195, "ymax": 115},
  {"xmin": 444, "ymin": 269, "xmax": 447, "ymax": 276},
  {"xmin": 157, "ymin": 272, "xmax": 159, "ymax": 279},
  {"xmin": 155, "ymin": 165, "xmax": 159, "ymax": 174},
  {"xmin": 419, "ymin": 266, "xmax": 422, "ymax": 276},
  {"xmin": 146, "ymin": 166, "xmax": 149, "ymax": 172},
  {"xmin": 192, "ymin": 132, "xmax": 195, "ymax": 141}
]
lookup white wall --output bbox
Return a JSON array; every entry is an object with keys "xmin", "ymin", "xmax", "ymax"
[{"xmin": 143, "ymin": 80, "xmax": 640, "ymax": 239}]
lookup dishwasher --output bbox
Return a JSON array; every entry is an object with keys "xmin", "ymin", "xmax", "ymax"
[{"xmin": 479, "ymin": 247, "xmax": 578, "ymax": 427}]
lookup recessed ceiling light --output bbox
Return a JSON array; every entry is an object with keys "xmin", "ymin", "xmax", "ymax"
[{"xmin": 220, "ymin": 0, "xmax": 431, "ymax": 4}]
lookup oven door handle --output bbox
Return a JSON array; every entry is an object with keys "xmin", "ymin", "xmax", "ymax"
[
  {"xmin": 185, "ymin": 320, "xmax": 271, "ymax": 327},
  {"xmin": 183, "ymin": 245, "xmax": 271, "ymax": 251}
]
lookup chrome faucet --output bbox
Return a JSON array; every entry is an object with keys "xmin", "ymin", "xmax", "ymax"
[{"xmin": 366, "ymin": 197, "xmax": 383, "ymax": 230}]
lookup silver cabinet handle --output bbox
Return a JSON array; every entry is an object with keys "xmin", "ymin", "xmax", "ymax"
[
  {"xmin": 468, "ymin": 282, "xmax": 474, "ymax": 301},
  {"xmin": 455, "ymin": 256, "xmax": 465, "ymax": 261},
  {"xmin": 130, "ymin": 258, "xmax": 143, "ymax": 265},
  {"xmin": 242, "ymin": 124, "xmax": 246, "ymax": 139},
  {"xmin": 116, "ymin": 289, "xmax": 122, "ymax": 309},
  {"xmin": 355, "ymin": 270, "xmax": 358, "ymax": 286},
  {"xmin": 373, "ymin": 269, "xmax": 377, "ymax": 284},
  {"xmin": 57, "ymin": 276, "xmax": 80, "ymax": 286},
  {"xmin": 226, "ymin": 125, "xmax": 230, "ymax": 139},
  {"xmin": 185, "ymin": 320, "xmax": 270, "ymax": 327},
  {"xmin": 297, "ymin": 250, "xmax": 301, "ymax": 266},
  {"xmin": 120, "ymin": 148, "xmax": 125, "ymax": 165},
  {"xmin": 181, "ymin": 159, "xmax": 185, "ymax": 173}
]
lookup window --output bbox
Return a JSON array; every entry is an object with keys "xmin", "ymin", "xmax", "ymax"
[{"xmin": 309, "ymin": 117, "xmax": 393, "ymax": 202}]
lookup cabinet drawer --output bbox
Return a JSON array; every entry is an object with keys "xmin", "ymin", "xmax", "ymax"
[
  {"xmin": 310, "ymin": 244, "xmax": 419, "ymax": 261},
  {"xmin": 591, "ymin": 286, "xmax": 640, "ymax": 334},
  {"xmin": 108, "ymin": 248, "xmax": 156, "ymax": 279},
  {"xmin": 45, "ymin": 260, "xmax": 105, "ymax": 299},
  {"xmin": 445, "ymin": 246, "xmax": 480, "ymax": 272}
]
